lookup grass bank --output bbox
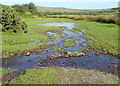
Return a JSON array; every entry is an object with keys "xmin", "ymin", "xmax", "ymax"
[{"xmin": 9, "ymin": 67, "xmax": 118, "ymax": 84}]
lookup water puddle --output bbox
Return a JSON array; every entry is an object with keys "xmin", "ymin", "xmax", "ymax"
[{"xmin": 38, "ymin": 22, "xmax": 75, "ymax": 30}]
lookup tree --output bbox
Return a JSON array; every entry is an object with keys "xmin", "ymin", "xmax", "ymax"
[{"xmin": 12, "ymin": 2, "xmax": 39, "ymax": 15}]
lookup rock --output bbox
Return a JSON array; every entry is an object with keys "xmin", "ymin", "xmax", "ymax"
[
  {"xmin": 48, "ymin": 52, "xmax": 86, "ymax": 59},
  {"xmin": 11, "ymin": 53, "xmax": 14, "ymax": 56},
  {"xmin": 74, "ymin": 52, "xmax": 79, "ymax": 55},
  {"xmin": 65, "ymin": 55, "xmax": 69, "ymax": 58},
  {"xmin": 96, "ymin": 53, "xmax": 99, "ymax": 55},
  {"xmin": 109, "ymin": 65, "xmax": 118, "ymax": 68},
  {"xmin": 26, "ymin": 52, "xmax": 30, "ymax": 56},
  {"xmin": 58, "ymin": 54, "xmax": 62, "ymax": 57},
  {"xmin": 77, "ymin": 53, "xmax": 82, "ymax": 57},
  {"xmin": 67, "ymin": 52, "xmax": 72, "ymax": 55},
  {"xmin": 73, "ymin": 52, "xmax": 86, "ymax": 57},
  {"xmin": 80, "ymin": 53, "xmax": 86, "ymax": 56}
]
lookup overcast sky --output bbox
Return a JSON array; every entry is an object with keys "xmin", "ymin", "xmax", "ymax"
[{"xmin": 1, "ymin": 0, "xmax": 119, "ymax": 9}]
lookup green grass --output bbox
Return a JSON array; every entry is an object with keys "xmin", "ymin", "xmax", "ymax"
[
  {"xmin": 9, "ymin": 67, "xmax": 118, "ymax": 84},
  {"xmin": 0, "ymin": 68, "xmax": 11, "ymax": 76},
  {"xmin": 2, "ymin": 17, "xmax": 73, "ymax": 58},
  {"xmin": 10, "ymin": 67, "xmax": 60, "ymax": 84},
  {"xmin": 69, "ymin": 29, "xmax": 79, "ymax": 35},
  {"xmin": 56, "ymin": 47, "xmax": 66, "ymax": 52},
  {"xmin": 64, "ymin": 39, "xmax": 77, "ymax": 47},
  {"xmin": 74, "ymin": 20, "xmax": 119, "ymax": 55},
  {"xmin": 2, "ymin": 17, "xmax": 119, "ymax": 58}
]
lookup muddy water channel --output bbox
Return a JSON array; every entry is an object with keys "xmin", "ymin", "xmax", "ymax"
[{"xmin": 2, "ymin": 22, "xmax": 119, "ymax": 79}]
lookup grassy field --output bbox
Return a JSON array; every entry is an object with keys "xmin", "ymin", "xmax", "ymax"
[
  {"xmin": 9, "ymin": 67, "xmax": 118, "ymax": 84},
  {"xmin": 2, "ymin": 17, "xmax": 119, "ymax": 58},
  {"xmin": 74, "ymin": 20, "xmax": 118, "ymax": 55},
  {"xmin": 2, "ymin": 17, "xmax": 73, "ymax": 58}
]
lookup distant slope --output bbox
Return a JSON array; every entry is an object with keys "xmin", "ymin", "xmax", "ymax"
[
  {"xmin": 37, "ymin": 6, "xmax": 87, "ymax": 13},
  {"xmin": 37, "ymin": 6, "xmax": 117, "ymax": 15}
]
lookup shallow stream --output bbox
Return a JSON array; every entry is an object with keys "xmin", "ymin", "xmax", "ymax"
[{"xmin": 2, "ymin": 22, "xmax": 119, "ymax": 79}]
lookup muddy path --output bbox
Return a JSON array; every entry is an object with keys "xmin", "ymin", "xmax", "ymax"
[{"xmin": 2, "ymin": 22, "xmax": 119, "ymax": 81}]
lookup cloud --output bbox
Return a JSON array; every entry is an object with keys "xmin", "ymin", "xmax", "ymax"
[{"xmin": 1, "ymin": 0, "xmax": 119, "ymax": 2}]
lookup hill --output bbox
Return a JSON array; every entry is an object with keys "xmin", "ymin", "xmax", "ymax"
[{"xmin": 37, "ymin": 6, "xmax": 117, "ymax": 15}]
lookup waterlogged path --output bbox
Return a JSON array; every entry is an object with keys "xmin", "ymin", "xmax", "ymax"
[{"xmin": 2, "ymin": 22, "xmax": 119, "ymax": 78}]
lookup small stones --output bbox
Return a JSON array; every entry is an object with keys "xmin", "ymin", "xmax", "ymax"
[
  {"xmin": 10, "ymin": 53, "xmax": 14, "ymax": 56},
  {"xmin": 95, "ymin": 53, "xmax": 99, "ymax": 55},
  {"xmin": 77, "ymin": 53, "xmax": 86, "ymax": 56},
  {"xmin": 48, "ymin": 52, "xmax": 86, "ymax": 60},
  {"xmin": 109, "ymin": 65, "xmax": 118, "ymax": 68},
  {"xmin": 25, "ymin": 52, "xmax": 30, "ymax": 56},
  {"xmin": 67, "ymin": 52, "xmax": 72, "ymax": 55}
]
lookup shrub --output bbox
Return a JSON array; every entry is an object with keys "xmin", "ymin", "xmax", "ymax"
[{"xmin": 2, "ymin": 5, "xmax": 27, "ymax": 33}]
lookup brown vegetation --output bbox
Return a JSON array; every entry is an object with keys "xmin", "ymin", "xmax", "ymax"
[{"xmin": 47, "ymin": 15, "xmax": 118, "ymax": 24}]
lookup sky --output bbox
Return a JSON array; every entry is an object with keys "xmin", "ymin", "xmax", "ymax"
[{"xmin": 1, "ymin": 0, "xmax": 119, "ymax": 9}]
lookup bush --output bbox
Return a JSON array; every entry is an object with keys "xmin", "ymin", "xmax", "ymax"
[{"xmin": 2, "ymin": 5, "xmax": 27, "ymax": 33}]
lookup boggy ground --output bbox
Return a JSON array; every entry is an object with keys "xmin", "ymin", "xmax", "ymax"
[
  {"xmin": 1, "ymin": 17, "xmax": 119, "ymax": 84},
  {"xmin": 2, "ymin": 17, "xmax": 70, "ymax": 58}
]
